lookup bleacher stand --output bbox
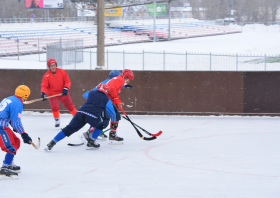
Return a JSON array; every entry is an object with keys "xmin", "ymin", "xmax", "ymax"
[{"xmin": 0, "ymin": 21, "xmax": 241, "ymax": 56}]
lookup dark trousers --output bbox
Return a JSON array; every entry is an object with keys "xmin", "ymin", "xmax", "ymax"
[{"xmin": 62, "ymin": 112, "xmax": 102, "ymax": 137}]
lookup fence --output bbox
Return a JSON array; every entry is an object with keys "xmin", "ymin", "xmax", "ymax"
[
  {"xmin": 19, "ymin": 49, "xmax": 278, "ymax": 71},
  {"xmin": 47, "ymin": 39, "xmax": 84, "ymax": 67},
  {"xmin": 0, "ymin": 17, "xmax": 96, "ymax": 24}
]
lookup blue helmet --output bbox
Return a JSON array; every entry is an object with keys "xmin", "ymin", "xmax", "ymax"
[{"xmin": 109, "ymin": 70, "xmax": 121, "ymax": 79}]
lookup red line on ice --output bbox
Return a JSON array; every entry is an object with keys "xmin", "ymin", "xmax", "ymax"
[
  {"xmin": 144, "ymin": 131, "xmax": 280, "ymax": 178},
  {"xmin": 42, "ymin": 184, "xmax": 64, "ymax": 192},
  {"xmin": 112, "ymin": 156, "xmax": 128, "ymax": 163},
  {"xmin": 84, "ymin": 169, "xmax": 98, "ymax": 175}
]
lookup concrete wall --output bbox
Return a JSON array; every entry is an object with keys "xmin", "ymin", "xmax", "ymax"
[{"xmin": 1, "ymin": 69, "xmax": 279, "ymax": 115}]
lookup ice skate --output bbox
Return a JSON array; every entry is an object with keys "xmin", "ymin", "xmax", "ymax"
[
  {"xmin": 97, "ymin": 133, "xmax": 107, "ymax": 141},
  {"xmin": 3, "ymin": 160, "xmax": 21, "ymax": 173},
  {"xmin": 55, "ymin": 118, "xmax": 60, "ymax": 128},
  {"xmin": 44, "ymin": 140, "xmax": 56, "ymax": 151},
  {"xmin": 109, "ymin": 131, "xmax": 124, "ymax": 145},
  {"xmin": 79, "ymin": 130, "xmax": 91, "ymax": 144},
  {"xmin": 86, "ymin": 139, "xmax": 100, "ymax": 150},
  {"xmin": 0, "ymin": 167, "xmax": 18, "ymax": 179}
]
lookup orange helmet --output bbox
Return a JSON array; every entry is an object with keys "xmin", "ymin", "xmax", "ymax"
[
  {"xmin": 15, "ymin": 85, "xmax": 31, "ymax": 100},
  {"xmin": 47, "ymin": 58, "xmax": 57, "ymax": 68}
]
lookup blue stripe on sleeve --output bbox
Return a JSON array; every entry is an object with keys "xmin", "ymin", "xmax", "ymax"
[{"xmin": 106, "ymin": 100, "xmax": 116, "ymax": 122}]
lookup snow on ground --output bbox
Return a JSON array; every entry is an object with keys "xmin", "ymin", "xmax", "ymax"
[{"xmin": 0, "ymin": 113, "xmax": 280, "ymax": 197}]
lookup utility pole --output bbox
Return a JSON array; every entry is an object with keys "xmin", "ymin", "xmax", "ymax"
[{"xmin": 96, "ymin": 0, "xmax": 105, "ymax": 69}]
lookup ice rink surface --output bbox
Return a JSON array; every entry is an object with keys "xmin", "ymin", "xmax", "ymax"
[{"xmin": 0, "ymin": 113, "xmax": 280, "ymax": 198}]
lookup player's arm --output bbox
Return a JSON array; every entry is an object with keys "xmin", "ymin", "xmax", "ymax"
[
  {"xmin": 105, "ymin": 100, "xmax": 116, "ymax": 123},
  {"xmin": 83, "ymin": 91, "xmax": 90, "ymax": 99},
  {"xmin": 41, "ymin": 74, "xmax": 49, "ymax": 93},
  {"xmin": 63, "ymin": 70, "xmax": 71, "ymax": 89},
  {"xmin": 10, "ymin": 102, "xmax": 32, "ymax": 144}
]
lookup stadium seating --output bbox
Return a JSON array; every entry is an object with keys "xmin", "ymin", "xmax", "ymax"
[{"xmin": 0, "ymin": 21, "xmax": 241, "ymax": 56}]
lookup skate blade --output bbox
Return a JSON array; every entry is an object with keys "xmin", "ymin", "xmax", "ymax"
[
  {"xmin": 97, "ymin": 136, "xmax": 107, "ymax": 141},
  {"xmin": 109, "ymin": 141, "xmax": 124, "ymax": 145},
  {"xmin": 0, "ymin": 175, "xmax": 18, "ymax": 179},
  {"xmin": 12, "ymin": 170, "xmax": 21, "ymax": 173},
  {"xmin": 44, "ymin": 147, "xmax": 51, "ymax": 152},
  {"xmin": 79, "ymin": 135, "xmax": 87, "ymax": 144},
  {"xmin": 86, "ymin": 147, "xmax": 99, "ymax": 150}
]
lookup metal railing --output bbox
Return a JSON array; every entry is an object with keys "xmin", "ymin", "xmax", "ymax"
[
  {"xmin": 2, "ymin": 48, "xmax": 279, "ymax": 71},
  {"xmin": 0, "ymin": 17, "xmax": 95, "ymax": 24}
]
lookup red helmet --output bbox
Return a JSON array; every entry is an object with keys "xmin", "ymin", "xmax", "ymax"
[
  {"xmin": 47, "ymin": 58, "xmax": 57, "ymax": 67},
  {"xmin": 122, "ymin": 69, "xmax": 134, "ymax": 80},
  {"xmin": 97, "ymin": 83, "xmax": 110, "ymax": 95}
]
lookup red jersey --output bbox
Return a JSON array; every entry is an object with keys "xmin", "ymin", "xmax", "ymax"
[
  {"xmin": 106, "ymin": 75, "xmax": 125, "ymax": 105},
  {"xmin": 41, "ymin": 68, "xmax": 71, "ymax": 96}
]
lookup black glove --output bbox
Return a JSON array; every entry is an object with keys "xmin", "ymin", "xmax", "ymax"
[
  {"xmin": 124, "ymin": 84, "xmax": 133, "ymax": 89},
  {"xmin": 41, "ymin": 92, "xmax": 47, "ymax": 101},
  {"xmin": 62, "ymin": 87, "xmax": 69, "ymax": 96},
  {"xmin": 111, "ymin": 123, "xmax": 118, "ymax": 130},
  {"xmin": 21, "ymin": 133, "xmax": 32, "ymax": 144}
]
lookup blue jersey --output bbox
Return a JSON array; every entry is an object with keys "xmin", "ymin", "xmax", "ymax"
[
  {"xmin": 79, "ymin": 90, "xmax": 116, "ymax": 122},
  {"xmin": 0, "ymin": 96, "xmax": 25, "ymax": 134}
]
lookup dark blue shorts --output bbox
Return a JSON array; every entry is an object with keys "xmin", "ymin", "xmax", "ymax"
[{"xmin": 62, "ymin": 112, "xmax": 103, "ymax": 137}]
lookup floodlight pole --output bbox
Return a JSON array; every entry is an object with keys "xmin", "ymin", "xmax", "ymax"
[
  {"xmin": 153, "ymin": 0, "xmax": 156, "ymax": 42},
  {"xmin": 168, "ymin": 1, "xmax": 171, "ymax": 41},
  {"xmin": 97, "ymin": 0, "xmax": 105, "ymax": 69}
]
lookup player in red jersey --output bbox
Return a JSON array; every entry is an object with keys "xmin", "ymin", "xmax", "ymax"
[
  {"xmin": 41, "ymin": 59, "xmax": 77, "ymax": 127},
  {"xmin": 105, "ymin": 69, "xmax": 134, "ymax": 141}
]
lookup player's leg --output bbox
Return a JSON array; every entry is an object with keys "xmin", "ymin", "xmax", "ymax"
[
  {"xmin": 0, "ymin": 127, "xmax": 19, "ymax": 179},
  {"xmin": 99, "ymin": 109, "xmax": 110, "ymax": 139},
  {"xmin": 82, "ymin": 110, "xmax": 110, "ymax": 142},
  {"xmin": 84, "ymin": 116, "xmax": 104, "ymax": 148},
  {"xmin": 45, "ymin": 112, "xmax": 86, "ymax": 151},
  {"xmin": 109, "ymin": 106, "xmax": 123, "ymax": 141},
  {"xmin": 59, "ymin": 93, "xmax": 77, "ymax": 116},
  {"xmin": 49, "ymin": 96, "xmax": 60, "ymax": 127},
  {"xmin": 4, "ymin": 130, "xmax": 21, "ymax": 173}
]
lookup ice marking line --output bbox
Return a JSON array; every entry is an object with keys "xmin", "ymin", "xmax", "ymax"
[
  {"xmin": 202, "ymin": 121, "xmax": 211, "ymax": 125},
  {"xmin": 42, "ymin": 184, "xmax": 64, "ymax": 192},
  {"xmin": 163, "ymin": 136, "xmax": 175, "ymax": 141},
  {"xmin": 112, "ymin": 156, "xmax": 129, "ymax": 163},
  {"xmin": 144, "ymin": 131, "xmax": 280, "ymax": 178},
  {"xmin": 183, "ymin": 128, "xmax": 194, "ymax": 132},
  {"xmin": 84, "ymin": 169, "xmax": 98, "ymax": 175}
]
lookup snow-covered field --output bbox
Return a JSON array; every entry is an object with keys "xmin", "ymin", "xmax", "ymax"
[
  {"xmin": 0, "ymin": 113, "xmax": 280, "ymax": 197},
  {"xmin": 1, "ymin": 24, "xmax": 280, "ymax": 71}
]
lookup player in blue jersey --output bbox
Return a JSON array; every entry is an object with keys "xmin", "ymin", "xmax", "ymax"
[
  {"xmin": 0, "ymin": 85, "xmax": 33, "ymax": 179},
  {"xmin": 82, "ymin": 70, "xmax": 133, "ymax": 141},
  {"xmin": 44, "ymin": 83, "xmax": 117, "ymax": 151}
]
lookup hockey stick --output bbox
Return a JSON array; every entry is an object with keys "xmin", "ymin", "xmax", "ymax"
[
  {"xmin": 122, "ymin": 116, "xmax": 162, "ymax": 137},
  {"xmin": 68, "ymin": 143, "xmax": 84, "ymax": 146},
  {"xmin": 67, "ymin": 128, "xmax": 112, "ymax": 146},
  {"xmin": 118, "ymin": 107, "xmax": 156, "ymax": 141},
  {"xmin": 29, "ymin": 138, "xmax": 40, "ymax": 150},
  {"xmin": 23, "ymin": 94, "xmax": 62, "ymax": 104}
]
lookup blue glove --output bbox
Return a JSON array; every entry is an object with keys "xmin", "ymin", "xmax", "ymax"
[
  {"xmin": 62, "ymin": 87, "xmax": 69, "ymax": 96},
  {"xmin": 41, "ymin": 92, "xmax": 47, "ymax": 101},
  {"xmin": 124, "ymin": 85, "xmax": 133, "ymax": 89},
  {"xmin": 21, "ymin": 133, "xmax": 32, "ymax": 144}
]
